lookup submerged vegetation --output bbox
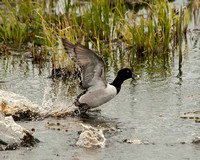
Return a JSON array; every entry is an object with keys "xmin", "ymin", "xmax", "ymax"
[{"xmin": 0, "ymin": 0, "xmax": 196, "ymax": 72}]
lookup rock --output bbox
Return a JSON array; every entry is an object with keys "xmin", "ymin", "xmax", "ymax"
[
  {"xmin": 123, "ymin": 138, "xmax": 149, "ymax": 145},
  {"xmin": 0, "ymin": 89, "xmax": 78, "ymax": 119},
  {"xmin": 195, "ymin": 119, "xmax": 200, "ymax": 123},
  {"xmin": 76, "ymin": 124, "xmax": 106, "ymax": 148},
  {"xmin": 0, "ymin": 90, "xmax": 42, "ymax": 121},
  {"xmin": 192, "ymin": 137, "xmax": 200, "ymax": 144},
  {"xmin": 0, "ymin": 115, "xmax": 39, "ymax": 151}
]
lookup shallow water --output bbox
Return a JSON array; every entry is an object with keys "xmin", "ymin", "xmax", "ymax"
[{"xmin": 1, "ymin": 0, "xmax": 200, "ymax": 160}]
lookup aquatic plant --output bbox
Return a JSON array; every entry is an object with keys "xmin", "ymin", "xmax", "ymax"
[
  {"xmin": 40, "ymin": 0, "xmax": 127, "ymax": 69},
  {"xmin": 117, "ymin": 0, "xmax": 189, "ymax": 57},
  {"xmin": 0, "ymin": 0, "xmax": 42, "ymax": 48},
  {"xmin": 0, "ymin": 0, "xmax": 190, "ymax": 71}
]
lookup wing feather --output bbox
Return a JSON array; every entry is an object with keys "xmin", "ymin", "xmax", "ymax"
[{"xmin": 62, "ymin": 39, "xmax": 107, "ymax": 90}]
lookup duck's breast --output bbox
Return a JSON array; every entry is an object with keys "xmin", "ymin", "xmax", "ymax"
[{"xmin": 79, "ymin": 84, "xmax": 117, "ymax": 108}]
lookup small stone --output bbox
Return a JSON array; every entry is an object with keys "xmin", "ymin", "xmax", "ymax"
[
  {"xmin": 195, "ymin": 119, "xmax": 200, "ymax": 123},
  {"xmin": 192, "ymin": 137, "xmax": 200, "ymax": 144},
  {"xmin": 48, "ymin": 123, "xmax": 55, "ymax": 126},
  {"xmin": 123, "ymin": 138, "xmax": 149, "ymax": 145}
]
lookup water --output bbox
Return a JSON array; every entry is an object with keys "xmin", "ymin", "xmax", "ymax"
[{"xmin": 1, "ymin": 0, "xmax": 200, "ymax": 159}]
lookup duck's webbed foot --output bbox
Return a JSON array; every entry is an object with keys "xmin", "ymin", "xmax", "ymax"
[
  {"xmin": 74, "ymin": 102, "xmax": 90, "ymax": 115},
  {"xmin": 79, "ymin": 103, "xmax": 90, "ymax": 113}
]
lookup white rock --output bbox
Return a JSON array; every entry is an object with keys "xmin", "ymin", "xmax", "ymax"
[
  {"xmin": 0, "ymin": 116, "xmax": 27, "ymax": 145},
  {"xmin": 76, "ymin": 124, "xmax": 106, "ymax": 148}
]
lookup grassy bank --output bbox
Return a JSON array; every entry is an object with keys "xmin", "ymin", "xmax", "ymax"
[{"xmin": 0, "ymin": 0, "xmax": 191, "ymax": 71}]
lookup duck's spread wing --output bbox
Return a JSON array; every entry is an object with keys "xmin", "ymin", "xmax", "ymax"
[{"xmin": 62, "ymin": 39, "xmax": 107, "ymax": 90}]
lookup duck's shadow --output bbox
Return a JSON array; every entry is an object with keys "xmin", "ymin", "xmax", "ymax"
[
  {"xmin": 46, "ymin": 106, "xmax": 121, "ymax": 137},
  {"xmin": 77, "ymin": 111, "xmax": 120, "ymax": 129}
]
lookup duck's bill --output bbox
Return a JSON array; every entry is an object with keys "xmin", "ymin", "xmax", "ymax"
[{"xmin": 132, "ymin": 73, "xmax": 139, "ymax": 79}]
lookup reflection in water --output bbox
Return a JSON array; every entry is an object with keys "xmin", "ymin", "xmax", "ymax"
[
  {"xmin": 78, "ymin": 112, "xmax": 119, "ymax": 129},
  {"xmin": 177, "ymin": 15, "xmax": 183, "ymax": 82}
]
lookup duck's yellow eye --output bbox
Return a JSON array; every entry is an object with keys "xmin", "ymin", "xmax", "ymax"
[{"xmin": 127, "ymin": 70, "xmax": 129, "ymax": 73}]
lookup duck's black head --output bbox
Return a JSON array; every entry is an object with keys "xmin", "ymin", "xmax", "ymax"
[
  {"xmin": 111, "ymin": 68, "xmax": 138, "ymax": 93},
  {"xmin": 117, "ymin": 68, "xmax": 133, "ymax": 80}
]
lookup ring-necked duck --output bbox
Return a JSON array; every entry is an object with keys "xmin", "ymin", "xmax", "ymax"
[{"xmin": 62, "ymin": 39, "xmax": 138, "ymax": 113}]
